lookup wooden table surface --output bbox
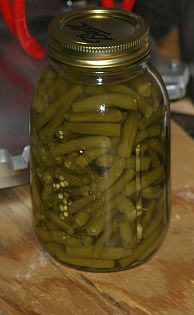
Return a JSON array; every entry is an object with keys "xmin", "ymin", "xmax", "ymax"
[{"xmin": 0, "ymin": 120, "xmax": 194, "ymax": 315}]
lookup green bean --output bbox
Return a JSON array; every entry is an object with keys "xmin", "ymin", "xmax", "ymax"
[
  {"xmin": 97, "ymin": 169, "xmax": 136, "ymax": 207},
  {"xmin": 124, "ymin": 166, "xmax": 164, "ymax": 196},
  {"xmin": 125, "ymin": 155, "xmax": 151, "ymax": 171},
  {"xmin": 95, "ymin": 154, "xmax": 117, "ymax": 168},
  {"xmin": 91, "ymin": 157, "xmax": 126, "ymax": 192},
  {"xmin": 118, "ymin": 111, "xmax": 138, "ymax": 158},
  {"xmin": 69, "ymin": 194, "xmax": 99, "ymax": 214},
  {"xmin": 134, "ymin": 125, "xmax": 162, "ymax": 147},
  {"xmin": 111, "ymin": 137, "xmax": 120, "ymax": 147},
  {"xmin": 81, "ymin": 236, "xmax": 93, "ymax": 246},
  {"xmin": 116, "ymin": 194, "xmax": 136, "ymax": 221},
  {"xmin": 93, "ymin": 226, "xmax": 113, "ymax": 258},
  {"xmin": 87, "ymin": 215, "xmax": 106, "ymax": 236},
  {"xmin": 42, "ymin": 169, "xmax": 54, "ymax": 184},
  {"xmin": 39, "ymin": 86, "xmax": 82, "ymax": 142},
  {"xmin": 65, "ymin": 237, "xmax": 82, "ymax": 248},
  {"xmin": 143, "ymin": 207, "xmax": 165, "ymax": 238},
  {"xmin": 141, "ymin": 165, "xmax": 164, "ymax": 190},
  {"xmin": 72, "ymin": 93, "xmax": 137, "ymax": 112},
  {"xmin": 142, "ymin": 186, "xmax": 162, "ymax": 199},
  {"xmin": 130, "ymin": 76, "xmax": 152, "ymax": 98},
  {"xmin": 148, "ymin": 125, "xmax": 161, "ymax": 138},
  {"xmin": 63, "ymin": 157, "xmax": 87, "ymax": 172},
  {"xmin": 121, "ymin": 112, "xmax": 128, "ymax": 123},
  {"xmin": 101, "ymin": 247, "xmax": 125, "ymax": 260},
  {"xmin": 55, "ymin": 167, "xmax": 90, "ymax": 186},
  {"xmin": 55, "ymin": 248, "xmax": 115, "ymax": 269},
  {"xmin": 35, "ymin": 145, "xmax": 60, "ymax": 167},
  {"xmin": 46, "ymin": 220, "xmax": 59, "ymax": 231},
  {"xmin": 67, "ymin": 185, "xmax": 89, "ymax": 197},
  {"xmin": 66, "ymin": 110, "xmax": 122, "ymax": 123},
  {"xmin": 119, "ymin": 222, "xmax": 133, "ymax": 246},
  {"xmin": 51, "ymin": 136, "xmax": 112, "ymax": 157},
  {"xmin": 138, "ymin": 112, "xmax": 163, "ymax": 130},
  {"xmin": 74, "ymin": 211, "xmax": 90, "ymax": 227},
  {"xmin": 50, "ymin": 230, "xmax": 68, "ymax": 245},
  {"xmin": 58, "ymin": 122, "xmax": 121, "ymax": 137},
  {"xmin": 122, "ymin": 180, "xmax": 136, "ymax": 196},
  {"xmin": 107, "ymin": 84, "xmax": 152, "ymax": 117},
  {"xmin": 149, "ymin": 138, "xmax": 163, "ymax": 155},
  {"xmin": 47, "ymin": 212, "xmax": 75, "ymax": 234},
  {"xmin": 41, "ymin": 184, "xmax": 53, "ymax": 205},
  {"xmin": 148, "ymin": 148, "xmax": 161, "ymax": 168},
  {"xmin": 90, "ymin": 194, "xmax": 120, "ymax": 217},
  {"xmin": 141, "ymin": 200, "xmax": 157, "ymax": 229},
  {"xmin": 151, "ymin": 83, "xmax": 162, "ymax": 112},
  {"xmin": 84, "ymin": 85, "xmax": 107, "ymax": 95},
  {"xmin": 32, "ymin": 66, "xmax": 58, "ymax": 113},
  {"xmin": 74, "ymin": 147, "xmax": 110, "ymax": 168},
  {"xmin": 119, "ymin": 227, "xmax": 165, "ymax": 267},
  {"xmin": 35, "ymin": 81, "xmax": 75, "ymax": 129},
  {"xmin": 134, "ymin": 129, "xmax": 149, "ymax": 146},
  {"xmin": 66, "ymin": 245, "xmax": 93, "ymax": 258}
]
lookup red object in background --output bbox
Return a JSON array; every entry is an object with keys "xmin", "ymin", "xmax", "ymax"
[
  {"xmin": 101, "ymin": 0, "xmax": 136, "ymax": 11},
  {"xmin": 0, "ymin": 0, "xmax": 45, "ymax": 60}
]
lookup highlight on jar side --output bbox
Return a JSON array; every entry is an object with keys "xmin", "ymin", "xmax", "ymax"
[{"xmin": 30, "ymin": 9, "xmax": 170, "ymax": 272}]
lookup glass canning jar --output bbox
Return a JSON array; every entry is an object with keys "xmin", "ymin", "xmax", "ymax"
[{"xmin": 31, "ymin": 8, "xmax": 170, "ymax": 272}]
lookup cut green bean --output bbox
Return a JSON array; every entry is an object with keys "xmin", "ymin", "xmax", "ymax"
[
  {"xmin": 87, "ymin": 215, "xmax": 106, "ymax": 236},
  {"xmin": 74, "ymin": 211, "xmax": 90, "ymax": 227},
  {"xmin": 93, "ymin": 226, "xmax": 112, "ymax": 258},
  {"xmin": 119, "ymin": 227, "xmax": 165, "ymax": 267},
  {"xmin": 74, "ymin": 147, "xmax": 110, "ymax": 168},
  {"xmin": 107, "ymin": 84, "xmax": 153, "ymax": 117},
  {"xmin": 66, "ymin": 245, "xmax": 94, "ymax": 258},
  {"xmin": 141, "ymin": 165, "xmax": 164, "ymax": 190},
  {"xmin": 120, "ymin": 222, "xmax": 133, "ymax": 246},
  {"xmin": 149, "ymin": 138, "xmax": 163, "ymax": 155},
  {"xmin": 35, "ymin": 83, "xmax": 78, "ymax": 130},
  {"xmin": 47, "ymin": 212, "xmax": 75, "ymax": 234},
  {"xmin": 101, "ymin": 247, "xmax": 125, "ymax": 259},
  {"xmin": 69, "ymin": 194, "xmax": 99, "ymax": 214},
  {"xmin": 84, "ymin": 85, "xmax": 107, "ymax": 95},
  {"xmin": 116, "ymin": 194, "xmax": 136, "ymax": 221},
  {"xmin": 118, "ymin": 111, "xmax": 138, "ymax": 158},
  {"xmin": 148, "ymin": 148, "xmax": 161, "ymax": 168},
  {"xmin": 39, "ymin": 86, "xmax": 82, "ymax": 142},
  {"xmin": 51, "ymin": 136, "xmax": 112, "ymax": 157},
  {"xmin": 138, "ymin": 112, "xmax": 163, "ymax": 130},
  {"xmin": 66, "ymin": 110, "xmax": 122, "ymax": 122},
  {"xmin": 142, "ymin": 185, "xmax": 162, "ymax": 199},
  {"xmin": 125, "ymin": 155, "xmax": 151, "ymax": 171},
  {"xmin": 130, "ymin": 75, "xmax": 152, "ymax": 98},
  {"xmin": 72, "ymin": 93, "xmax": 137, "ymax": 112},
  {"xmin": 91, "ymin": 157, "xmax": 125, "ymax": 192},
  {"xmin": 56, "ymin": 248, "xmax": 115, "ymax": 269},
  {"xmin": 57, "ymin": 122, "xmax": 121, "ymax": 137},
  {"xmin": 95, "ymin": 154, "xmax": 117, "ymax": 168}
]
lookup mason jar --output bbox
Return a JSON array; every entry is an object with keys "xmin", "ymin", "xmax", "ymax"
[{"xmin": 31, "ymin": 8, "xmax": 170, "ymax": 272}]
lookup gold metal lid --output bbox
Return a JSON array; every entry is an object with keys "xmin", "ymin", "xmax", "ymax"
[{"xmin": 48, "ymin": 8, "xmax": 150, "ymax": 68}]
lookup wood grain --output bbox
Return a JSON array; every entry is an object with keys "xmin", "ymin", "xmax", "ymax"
[{"xmin": 0, "ymin": 121, "xmax": 194, "ymax": 315}]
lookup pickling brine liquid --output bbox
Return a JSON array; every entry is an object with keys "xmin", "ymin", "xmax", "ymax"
[{"xmin": 30, "ymin": 9, "xmax": 170, "ymax": 272}]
